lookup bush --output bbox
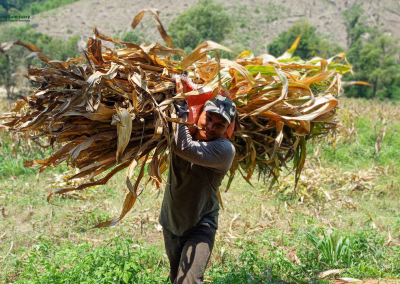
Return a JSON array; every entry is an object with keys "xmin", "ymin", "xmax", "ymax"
[
  {"xmin": 121, "ymin": 30, "xmax": 144, "ymax": 44},
  {"xmin": 342, "ymin": 5, "xmax": 400, "ymax": 100},
  {"xmin": 268, "ymin": 20, "xmax": 342, "ymax": 59},
  {"xmin": 168, "ymin": 0, "xmax": 233, "ymax": 53}
]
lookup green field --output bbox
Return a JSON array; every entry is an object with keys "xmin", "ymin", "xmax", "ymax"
[{"xmin": 1, "ymin": 98, "xmax": 400, "ymax": 283}]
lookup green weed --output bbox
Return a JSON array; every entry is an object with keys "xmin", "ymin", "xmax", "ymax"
[
  {"xmin": 0, "ymin": 132, "xmax": 68, "ymax": 177},
  {"xmin": 300, "ymin": 226, "xmax": 400, "ymax": 279},
  {"xmin": 11, "ymin": 236, "xmax": 169, "ymax": 284}
]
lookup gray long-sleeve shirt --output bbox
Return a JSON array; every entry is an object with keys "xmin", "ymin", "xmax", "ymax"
[{"xmin": 159, "ymin": 103, "xmax": 235, "ymax": 236}]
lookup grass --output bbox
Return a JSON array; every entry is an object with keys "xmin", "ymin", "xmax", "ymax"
[
  {"xmin": 1, "ymin": 98, "xmax": 400, "ymax": 283},
  {"xmin": 11, "ymin": 237, "xmax": 169, "ymax": 284},
  {"xmin": 0, "ymin": 133, "xmax": 68, "ymax": 177}
]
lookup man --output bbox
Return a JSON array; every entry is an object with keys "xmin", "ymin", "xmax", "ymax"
[{"xmin": 159, "ymin": 94, "xmax": 236, "ymax": 284}]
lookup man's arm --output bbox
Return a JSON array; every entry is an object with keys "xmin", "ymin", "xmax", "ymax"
[{"xmin": 173, "ymin": 101, "xmax": 235, "ymax": 173}]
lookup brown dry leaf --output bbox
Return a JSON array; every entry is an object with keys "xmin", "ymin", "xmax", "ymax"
[
  {"xmin": 142, "ymin": 43, "xmax": 186, "ymax": 58},
  {"xmin": 114, "ymin": 107, "xmax": 132, "ymax": 164},
  {"xmin": 10, "ymin": 100, "xmax": 27, "ymax": 112},
  {"xmin": 131, "ymin": 9, "xmax": 173, "ymax": 48},
  {"xmin": 337, "ymin": 278, "xmax": 362, "ymax": 283},
  {"xmin": 228, "ymin": 214, "xmax": 240, "ymax": 238},
  {"xmin": 1, "ymin": 207, "xmax": 7, "ymax": 218},
  {"xmin": 286, "ymin": 250, "xmax": 301, "ymax": 265},
  {"xmin": 14, "ymin": 41, "xmax": 53, "ymax": 65},
  {"xmin": 180, "ymin": 41, "xmax": 235, "ymax": 70},
  {"xmin": 217, "ymin": 189, "xmax": 224, "ymax": 210},
  {"xmin": 384, "ymin": 228, "xmax": 392, "ymax": 246},
  {"xmin": 81, "ymin": 237, "xmax": 107, "ymax": 243},
  {"xmin": 341, "ymin": 81, "xmax": 373, "ymax": 87},
  {"xmin": 317, "ymin": 269, "xmax": 347, "ymax": 279},
  {"xmin": 152, "ymin": 116, "xmax": 164, "ymax": 139}
]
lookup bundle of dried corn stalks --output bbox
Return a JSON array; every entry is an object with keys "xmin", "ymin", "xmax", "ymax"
[{"xmin": 0, "ymin": 11, "xmax": 353, "ymax": 227}]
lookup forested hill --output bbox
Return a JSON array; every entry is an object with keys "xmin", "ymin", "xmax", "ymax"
[{"xmin": 4, "ymin": 0, "xmax": 400, "ymax": 51}]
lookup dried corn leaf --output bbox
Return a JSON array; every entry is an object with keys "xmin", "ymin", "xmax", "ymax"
[{"xmin": 114, "ymin": 107, "xmax": 132, "ymax": 164}]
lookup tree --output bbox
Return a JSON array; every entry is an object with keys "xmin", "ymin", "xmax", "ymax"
[
  {"xmin": 344, "ymin": 33, "xmax": 400, "ymax": 100},
  {"xmin": 267, "ymin": 20, "xmax": 342, "ymax": 60},
  {"xmin": 113, "ymin": 30, "xmax": 147, "ymax": 49},
  {"xmin": 342, "ymin": 4, "xmax": 366, "ymax": 48},
  {"xmin": 0, "ymin": 25, "xmax": 81, "ymax": 99},
  {"xmin": 0, "ymin": 49, "xmax": 18, "ymax": 99},
  {"xmin": 168, "ymin": 0, "xmax": 233, "ymax": 53},
  {"xmin": 0, "ymin": 4, "xmax": 7, "ymax": 16},
  {"xmin": 342, "ymin": 5, "xmax": 400, "ymax": 100}
]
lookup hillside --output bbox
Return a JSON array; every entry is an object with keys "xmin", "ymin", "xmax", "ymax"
[{"xmin": 6, "ymin": 0, "xmax": 400, "ymax": 54}]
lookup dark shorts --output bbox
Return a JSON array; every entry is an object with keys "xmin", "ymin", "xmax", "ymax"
[{"xmin": 162, "ymin": 224, "xmax": 216, "ymax": 284}]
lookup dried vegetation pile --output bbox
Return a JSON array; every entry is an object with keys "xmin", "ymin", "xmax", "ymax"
[{"xmin": 0, "ymin": 11, "xmax": 354, "ymax": 226}]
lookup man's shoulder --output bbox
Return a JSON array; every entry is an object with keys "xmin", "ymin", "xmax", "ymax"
[{"xmin": 214, "ymin": 137, "xmax": 235, "ymax": 155}]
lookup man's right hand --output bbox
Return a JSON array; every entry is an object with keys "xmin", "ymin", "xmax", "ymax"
[{"xmin": 173, "ymin": 100, "xmax": 189, "ymax": 118}]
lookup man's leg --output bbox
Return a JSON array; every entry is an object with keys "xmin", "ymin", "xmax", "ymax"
[
  {"xmin": 174, "ymin": 225, "xmax": 216, "ymax": 284},
  {"xmin": 163, "ymin": 228, "xmax": 183, "ymax": 283}
]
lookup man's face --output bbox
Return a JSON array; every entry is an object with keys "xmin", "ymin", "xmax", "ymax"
[{"xmin": 194, "ymin": 110, "xmax": 229, "ymax": 141}]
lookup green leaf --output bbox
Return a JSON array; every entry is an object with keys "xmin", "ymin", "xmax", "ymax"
[
  {"xmin": 245, "ymin": 65, "xmax": 276, "ymax": 76},
  {"xmin": 122, "ymin": 271, "xmax": 131, "ymax": 283}
]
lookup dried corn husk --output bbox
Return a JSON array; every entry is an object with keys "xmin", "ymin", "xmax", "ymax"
[{"xmin": 0, "ymin": 10, "xmax": 354, "ymax": 227}]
